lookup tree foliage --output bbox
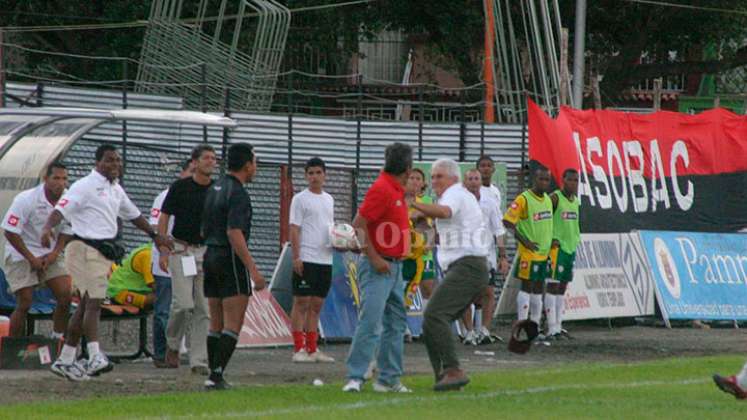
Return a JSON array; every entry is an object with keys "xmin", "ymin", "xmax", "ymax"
[
  {"xmin": 564, "ymin": 0, "xmax": 747, "ymax": 102},
  {"xmin": 3, "ymin": 0, "xmax": 747, "ymax": 107}
]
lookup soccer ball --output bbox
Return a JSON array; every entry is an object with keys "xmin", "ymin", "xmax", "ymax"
[{"xmin": 330, "ymin": 223, "xmax": 357, "ymax": 250}]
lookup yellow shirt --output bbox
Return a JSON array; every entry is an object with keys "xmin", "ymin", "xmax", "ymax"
[
  {"xmin": 131, "ymin": 250, "xmax": 155, "ymax": 286},
  {"xmin": 503, "ymin": 191, "xmax": 549, "ymax": 262}
]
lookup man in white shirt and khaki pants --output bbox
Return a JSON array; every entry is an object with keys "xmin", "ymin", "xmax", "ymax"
[
  {"xmin": 42, "ymin": 144, "xmax": 169, "ymax": 381},
  {"xmin": 411, "ymin": 158, "xmax": 490, "ymax": 392},
  {"xmin": 2, "ymin": 162, "xmax": 72, "ymax": 339}
]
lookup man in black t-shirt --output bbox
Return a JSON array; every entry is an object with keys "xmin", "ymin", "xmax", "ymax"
[
  {"xmin": 157, "ymin": 145, "xmax": 215, "ymax": 374},
  {"xmin": 201, "ymin": 142, "xmax": 266, "ymax": 390}
]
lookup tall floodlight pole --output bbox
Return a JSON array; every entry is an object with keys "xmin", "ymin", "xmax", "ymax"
[{"xmin": 571, "ymin": 0, "xmax": 587, "ymax": 108}]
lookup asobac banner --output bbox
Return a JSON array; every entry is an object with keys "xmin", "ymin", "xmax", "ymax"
[
  {"xmin": 495, "ymin": 233, "xmax": 655, "ymax": 320},
  {"xmin": 638, "ymin": 230, "xmax": 747, "ymax": 323},
  {"xmin": 528, "ymin": 99, "xmax": 747, "ymax": 233}
]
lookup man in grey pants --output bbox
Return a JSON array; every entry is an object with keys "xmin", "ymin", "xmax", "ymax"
[
  {"xmin": 410, "ymin": 158, "xmax": 490, "ymax": 391},
  {"xmin": 157, "ymin": 145, "xmax": 216, "ymax": 374}
]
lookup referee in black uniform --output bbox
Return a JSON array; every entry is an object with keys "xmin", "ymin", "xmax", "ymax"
[{"xmin": 201, "ymin": 142, "xmax": 266, "ymax": 390}]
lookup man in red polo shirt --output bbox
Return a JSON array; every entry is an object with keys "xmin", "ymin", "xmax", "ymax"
[{"xmin": 343, "ymin": 142, "xmax": 412, "ymax": 393}]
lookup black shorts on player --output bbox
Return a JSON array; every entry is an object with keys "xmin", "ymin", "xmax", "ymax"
[
  {"xmin": 292, "ymin": 262, "xmax": 332, "ymax": 298},
  {"xmin": 203, "ymin": 247, "xmax": 251, "ymax": 298}
]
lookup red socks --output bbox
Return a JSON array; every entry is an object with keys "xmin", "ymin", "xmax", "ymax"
[
  {"xmin": 305, "ymin": 331, "xmax": 318, "ymax": 354},
  {"xmin": 292, "ymin": 331, "xmax": 305, "ymax": 353}
]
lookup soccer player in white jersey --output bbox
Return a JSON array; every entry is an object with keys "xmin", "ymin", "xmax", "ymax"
[
  {"xmin": 477, "ymin": 155, "xmax": 510, "ymax": 276},
  {"xmin": 43, "ymin": 144, "xmax": 170, "ymax": 381},
  {"xmin": 461, "ymin": 169, "xmax": 508, "ymax": 345},
  {"xmin": 289, "ymin": 157, "xmax": 335, "ymax": 363},
  {"xmin": 2, "ymin": 162, "xmax": 72, "ymax": 339}
]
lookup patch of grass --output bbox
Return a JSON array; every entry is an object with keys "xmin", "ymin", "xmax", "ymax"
[{"xmin": 7, "ymin": 355, "xmax": 747, "ymax": 420}]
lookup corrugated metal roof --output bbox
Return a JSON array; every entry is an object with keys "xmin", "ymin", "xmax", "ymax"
[{"xmin": 2, "ymin": 82, "xmax": 527, "ymax": 277}]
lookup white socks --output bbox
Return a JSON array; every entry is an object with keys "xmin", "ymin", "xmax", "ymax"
[
  {"xmin": 529, "ymin": 294, "xmax": 543, "ymax": 324},
  {"xmin": 87, "ymin": 341, "xmax": 101, "ymax": 358},
  {"xmin": 517, "ymin": 291, "xmax": 530, "ymax": 320},
  {"xmin": 556, "ymin": 294, "xmax": 565, "ymax": 333},
  {"xmin": 544, "ymin": 294, "xmax": 557, "ymax": 334},
  {"xmin": 474, "ymin": 311, "xmax": 483, "ymax": 331},
  {"xmin": 58, "ymin": 344, "xmax": 77, "ymax": 364},
  {"xmin": 737, "ymin": 362, "xmax": 747, "ymax": 388}
]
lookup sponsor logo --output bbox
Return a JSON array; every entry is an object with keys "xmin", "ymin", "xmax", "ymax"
[
  {"xmin": 654, "ymin": 238, "xmax": 681, "ymax": 299},
  {"xmin": 150, "ymin": 208, "xmax": 160, "ymax": 218},
  {"xmin": 520, "ymin": 260, "xmax": 529, "ymax": 269},
  {"xmin": 620, "ymin": 233, "xmax": 654, "ymax": 314},
  {"xmin": 395, "ymin": 200, "xmax": 402, "ymax": 207},
  {"xmin": 561, "ymin": 211, "xmax": 578, "ymax": 220},
  {"xmin": 533, "ymin": 211, "xmax": 551, "ymax": 221},
  {"xmin": 7, "ymin": 215, "xmax": 19, "ymax": 227},
  {"xmin": 510, "ymin": 202, "xmax": 519, "ymax": 210},
  {"xmin": 58, "ymin": 198, "xmax": 69, "ymax": 208}
]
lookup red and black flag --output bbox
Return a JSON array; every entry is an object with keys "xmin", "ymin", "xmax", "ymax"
[{"xmin": 527, "ymin": 98, "xmax": 747, "ymax": 233}]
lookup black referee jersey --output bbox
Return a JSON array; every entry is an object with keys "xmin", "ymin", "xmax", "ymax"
[{"xmin": 202, "ymin": 174, "xmax": 252, "ymax": 248}]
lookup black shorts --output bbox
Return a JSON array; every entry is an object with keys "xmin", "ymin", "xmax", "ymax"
[
  {"xmin": 292, "ymin": 262, "xmax": 332, "ymax": 298},
  {"xmin": 203, "ymin": 247, "xmax": 252, "ymax": 298}
]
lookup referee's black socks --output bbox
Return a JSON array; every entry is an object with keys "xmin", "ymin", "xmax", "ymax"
[
  {"xmin": 207, "ymin": 331, "xmax": 222, "ymax": 378},
  {"xmin": 218, "ymin": 329, "xmax": 239, "ymax": 373}
]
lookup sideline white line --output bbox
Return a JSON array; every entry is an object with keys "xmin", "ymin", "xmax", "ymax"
[{"xmin": 155, "ymin": 378, "xmax": 708, "ymax": 419}]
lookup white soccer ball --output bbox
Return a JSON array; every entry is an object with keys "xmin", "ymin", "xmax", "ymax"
[
  {"xmin": 312, "ymin": 378, "xmax": 324, "ymax": 386},
  {"xmin": 330, "ymin": 223, "xmax": 357, "ymax": 250}
]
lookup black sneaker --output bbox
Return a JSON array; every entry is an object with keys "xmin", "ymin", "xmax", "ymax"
[{"xmin": 204, "ymin": 375, "xmax": 231, "ymax": 391}]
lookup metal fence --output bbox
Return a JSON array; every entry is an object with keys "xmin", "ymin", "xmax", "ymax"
[{"xmin": 3, "ymin": 81, "xmax": 527, "ymax": 276}]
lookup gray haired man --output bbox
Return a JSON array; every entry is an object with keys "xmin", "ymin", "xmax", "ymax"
[{"xmin": 410, "ymin": 158, "xmax": 490, "ymax": 391}]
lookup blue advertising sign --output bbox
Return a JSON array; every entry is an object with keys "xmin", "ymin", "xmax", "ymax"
[
  {"xmin": 638, "ymin": 230, "xmax": 747, "ymax": 321},
  {"xmin": 319, "ymin": 251, "xmax": 424, "ymax": 339},
  {"xmin": 319, "ymin": 251, "xmax": 361, "ymax": 339}
]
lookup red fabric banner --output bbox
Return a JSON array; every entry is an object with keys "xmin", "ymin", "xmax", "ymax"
[{"xmin": 527, "ymin": 99, "xmax": 747, "ymax": 232}]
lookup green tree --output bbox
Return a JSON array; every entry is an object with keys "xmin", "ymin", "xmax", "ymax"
[
  {"xmin": 369, "ymin": 0, "xmax": 747, "ymax": 104},
  {"xmin": 5, "ymin": 0, "xmax": 747, "ymax": 109},
  {"xmin": 564, "ymin": 0, "xmax": 747, "ymax": 103},
  {"xmin": 1, "ymin": 1, "xmax": 150, "ymax": 85}
]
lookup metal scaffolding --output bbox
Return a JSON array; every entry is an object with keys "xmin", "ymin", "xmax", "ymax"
[
  {"xmin": 486, "ymin": 0, "xmax": 563, "ymax": 122},
  {"xmin": 135, "ymin": 0, "xmax": 290, "ymax": 112}
]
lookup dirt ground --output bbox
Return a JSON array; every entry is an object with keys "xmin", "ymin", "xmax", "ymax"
[{"xmin": 1, "ymin": 320, "xmax": 746, "ymax": 406}]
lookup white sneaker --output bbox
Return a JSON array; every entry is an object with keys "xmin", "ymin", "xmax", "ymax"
[
  {"xmin": 373, "ymin": 382, "xmax": 412, "ymax": 393},
  {"xmin": 309, "ymin": 351, "xmax": 335, "ymax": 363},
  {"xmin": 462, "ymin": 330, "xmax": 478, "ymax": 346},
  {"xmin": 342, "ymin": 379, "xmax": 363, "ymax": 392},
  {"xmin": 478, "ymin": 326, "xmax": 498, "ymax": 344},
  {"xmin": 51, "ymin": 360, "xmax": 90, "ymax": 382},
  {"xmin": 86, "ymin": 352, "xmax": 113, "ymax": 376},
  {"xmin": 292, "ymin": 349, "xmax": 314, "ymax": 363},
  {"xmin": 75, "ymin": 358, "xmax": 88, "ymax": 373}
]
